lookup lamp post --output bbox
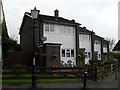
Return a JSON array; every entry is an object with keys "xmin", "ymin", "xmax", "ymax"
[{"xmin": 31, "ymin": 7, "xmax": 39, "ymax": 88}]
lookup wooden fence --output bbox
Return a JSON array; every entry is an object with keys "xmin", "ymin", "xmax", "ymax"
[
  {"xmin": 2, "ymin": 63, "xmax": 118, "ymax": 81},
  {"xmin": 3, "ymin": 52, "xmax": 33, "ymax": 68}
]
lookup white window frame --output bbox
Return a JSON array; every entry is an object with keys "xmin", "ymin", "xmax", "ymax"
[
  {"xmin": 45, "ymin": 23, "xmax": 54, "ymax": 32},
  {"xmin": 61, "ymin": 49, "xmax": 75, "ymax": 58},
  {"xmin": 45, "ymin": 23, "xmax": 49, "ymax": 31}
]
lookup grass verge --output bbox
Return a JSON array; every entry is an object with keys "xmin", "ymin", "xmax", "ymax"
[{"xmin": 2, "ymin": 79, "xmax": 81, "ymax": 83}]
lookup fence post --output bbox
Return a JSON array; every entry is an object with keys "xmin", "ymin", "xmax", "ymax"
[
  {"xmin": 111, "ymin": 64, "xmax": 113, "ymax": 72},
  {"xmin": 83, "ymin": 69, "xmax": 87, "ymax": 88},
  {"xmin": 94, "ymin": 66, "xmax": 97, "ymax": 81},
  {"xmin": 115, "ymin": 67, "xmax": 118, "ymax": 80}
]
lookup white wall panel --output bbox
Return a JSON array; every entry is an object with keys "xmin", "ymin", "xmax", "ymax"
[{"xmin": 44, "ymin": 23, "xmax": 76, "ymax": 65}]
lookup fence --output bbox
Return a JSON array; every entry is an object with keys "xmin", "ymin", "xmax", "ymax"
[
  {"xmin": 3, "ymin": 52, "xmax": 33, "ymax": 68},
  {"xmin": 2, "ymin": 63, "xmax": 118, "ymax": 81},
  {"xmin": 93, "ymin": 63, "xmax": 118, "ymax": 81}
]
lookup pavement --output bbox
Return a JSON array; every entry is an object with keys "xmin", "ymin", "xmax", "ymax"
[{"xmin": 1, "ymin": 72, "xmax": 120, "ymax": 89}]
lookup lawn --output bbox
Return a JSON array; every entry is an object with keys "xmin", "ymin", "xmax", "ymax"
[
  {"xmin": 3, "ymin": 74, "xmax": 31, "ymax": 77},
  {"xmin": 2, "ymin": 74, "xmax": 81, "ymax": 82},
  {"xmin": 2, "ymin": 79, "xmax": 81, "ymax": 83}
]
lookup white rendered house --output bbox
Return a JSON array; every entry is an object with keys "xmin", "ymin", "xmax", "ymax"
[{"xmin": 19, "ymin": 9, "xmax": 110, "ymax": 67}]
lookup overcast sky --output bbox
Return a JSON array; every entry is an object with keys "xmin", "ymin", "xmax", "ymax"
[{"xmin": 2, "ymin": 0, "xmax": 119, "ymax": 43}]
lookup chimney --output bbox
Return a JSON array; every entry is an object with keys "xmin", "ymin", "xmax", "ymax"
[
  {"xmin": 83, "ymin": 26, "xmax": 86, "ymax": 29},
  {"xmin": 71, "ymin": 19, "xmax": 75, "ymax": 22},
  {"xmin": 54, "ymin": 9, "xmax": 59, "ymax": 17}
]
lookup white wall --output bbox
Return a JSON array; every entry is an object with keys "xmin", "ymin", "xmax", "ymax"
[
  {"xmin": 94, "ymin": 40, "xmax": 101, "ymax": 60},
  {"xmin": 79, "ymin": 34, "xmax": 92, "ymax": 64},
  {"xmin": 44, "ymin": 23, "xmax": 76, "ymax": 65},
  {"xmin": 103, "ymin": 47, "xmax": 107, "ymax": 53}
]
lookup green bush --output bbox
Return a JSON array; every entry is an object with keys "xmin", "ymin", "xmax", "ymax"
[
  {"xmin": 78, "ymin": 53, "xmax": 85, "ymax": 66},
  {"xmin": 11, "ymin": 64, "xmax": 26, "ymax": 76},
  {"xmin": 108, "ymin": 57, "xmax": 118, "ymax": 64}
]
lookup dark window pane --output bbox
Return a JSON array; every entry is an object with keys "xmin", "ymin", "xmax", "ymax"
[
  {"xmin": 71, "ymin": 49, "xmax": 74, "ymax": 57},
  {"xmin": 62, "ymin": 49, "xmax": 65, "ymax": 57}
]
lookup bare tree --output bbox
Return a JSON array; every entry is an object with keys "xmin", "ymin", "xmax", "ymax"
[{"xmin": 105, "ymin": 38, "xmax": 116, "ymax": 51}]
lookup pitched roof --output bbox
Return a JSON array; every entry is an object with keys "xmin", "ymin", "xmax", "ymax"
[
  {"xmin": 19, "ymin": 12, "xmax": 81, "ymax": 34},
  {"xmin": 26, "ymin": 12, "xmax": 81, "ymax": 25},
  {"xmin": 79, "ymin": 27, "xmax": 95, "ymax": 34},
  {"xmin": 112, "ymin": 40, "xmax": 120, "ymax": 51}
]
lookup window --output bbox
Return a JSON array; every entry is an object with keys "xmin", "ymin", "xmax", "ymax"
[
  {"xmin": 61, "ymin": 49, "xmax": 75, "ymax": 58},
  {"xmin": 103, "ymin": 44, "xmax": 107, "ymax": 47},
  {"xmin": 59, "ymin": 26, "xmax": 65, "ymax": 33},
  {"xmin": 98, "ymin": 54, "xmax": 101, "ymax": 58},
  {"xmin": 85, "ymin": 52, "xmax": 87, "ymax": 58},
  {"xmin": 87, "ymin": 35, "xmax": 89, "ymax": 40},
  {"xmin": 70, "ymin": 27, "xmax": 74, "ymax": 34},
  {"xmin": 45, "ymin": 23, "xmax": 49, "ymax": 31},
  {"xmin": 62, "ymin": 49, "xmax": 65, "ymax": 57},
  {"xmin": 88, "ymin": 52, "xmax": 90, "ymax": 58},
  {"xmin": 85, "ymin": 35, "xmax": 87, "ymax": 40},
  {"xmin": 71, "ymin": 49, "xmax": 74, "ymax": 57},
  {"xmin": 50, "ymin": 24, "xmax": 54, "ymax": 32},
  {"xmin": 66, "ymin": 49, "xmax": 70, "ymax": 57},
  {"xmin": 81, "ymin": 34, "xmax": 84, "ymax": 40},
  {"xmin": 89, "ymin": 35, "xmax": 91, "ymax": 40},
  {"xmin": 95, "ymin": 40, "xmax": 101, "ymax": 44},
  {"xmin": 65, "ymin": 26, "xmax": 70, "ymax": 34},
  {"xmin": 45, "ymin": 23, "xmax": 54, "ymax": 32},
  {"xmin": 80, "ymin": 34, "xmax": 91, "ymax": 40}
]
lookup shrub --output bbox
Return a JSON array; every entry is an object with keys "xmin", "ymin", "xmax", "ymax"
[{"xmin": 11, "ymin": 64, "xmax": 26, "ymax": 76}]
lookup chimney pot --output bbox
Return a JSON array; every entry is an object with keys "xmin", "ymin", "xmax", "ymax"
[
  {"xmin": 54, "ymin": 9, "xmax": 59, "ymax": 17},
  {"xmin": 71, "ymin": 19, "xmax": 75, "ymax": 22},
  {"xmin": 83, "ymin": 26, "xmax": 86, "ymax": 29}
]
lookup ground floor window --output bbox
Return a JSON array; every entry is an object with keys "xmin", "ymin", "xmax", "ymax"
[
  {"xmin": 66, "ymin": 49, "xmax": 70, "ymax": 57},
  {"xmin": 85, "ymin": 52, "xmax": 91, "ymax": 58},
  {"xmin": 61, "ymin": 49, "xmax": 75, "ymax": 58},
  {"xmin": 62, "ymin": 49, "xmax": 65, "ymax": 57}
]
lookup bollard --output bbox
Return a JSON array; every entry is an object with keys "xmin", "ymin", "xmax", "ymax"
[
  {"xmin": 115, "ymin": 69, "xmax": 117, "ymax": 80},
  {"xmin": 32, "ymin": 64, "xmax": 37, "ymax": 88},
  {"xmin": 94, "ymin": 66, "xmax": 97, "ymax": 81},
  {"xmin": 83, "ymin": 69, "xmax": 87, "ymax": 88}
]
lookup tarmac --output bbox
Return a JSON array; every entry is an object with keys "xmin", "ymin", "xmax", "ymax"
[{"xmin": 1, "ymin": 72, "xmax": 120, "ymax": 90}]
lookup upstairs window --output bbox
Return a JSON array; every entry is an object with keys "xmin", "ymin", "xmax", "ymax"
[
  {"xmin": 45, "ymin": 23, "xmax": 54, "ymax": 32},
  {"xmin": 50, "ymin": 24, "xmax": 54, "ymax": 32},
  {"xmin": 65, "ymin": 26, "xmax": 70, "ymax": 34},
  {"xmin": 94, "ymin": 40, "xmax": 100, "ymax": 44},
  {"xmin": 80, "ymin": 34, "xmax": 91, "ymax": 41},
  {"xmin": 59, "ymin": 26, "xmax": 65, "ymax": 33},
  {"xmin": 70, "ymin": 27, "xmax": 74, "ymax": 34},
  {"xmin": 103, "ymin": 44, "xmax": 107, "ymax": 48},
  {"xmin": 89, "ymin": 35, "xmax": 91, "ymax": 40},
  {"xmin": 45, "ymin": 23, "xmax": 49, "ymax": 31}
]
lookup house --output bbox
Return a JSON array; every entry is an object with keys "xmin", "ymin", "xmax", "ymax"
[
  {"xmin": 78, "ymin": 27, "xmax": 109, "ymax": 64},
  {"xmin": 19, "ymin": 8, "xmax": 109, "ymax": 67},
  {"xmin": 78, "ymin": 27, "xmax": 94, "ymax": 64}
]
